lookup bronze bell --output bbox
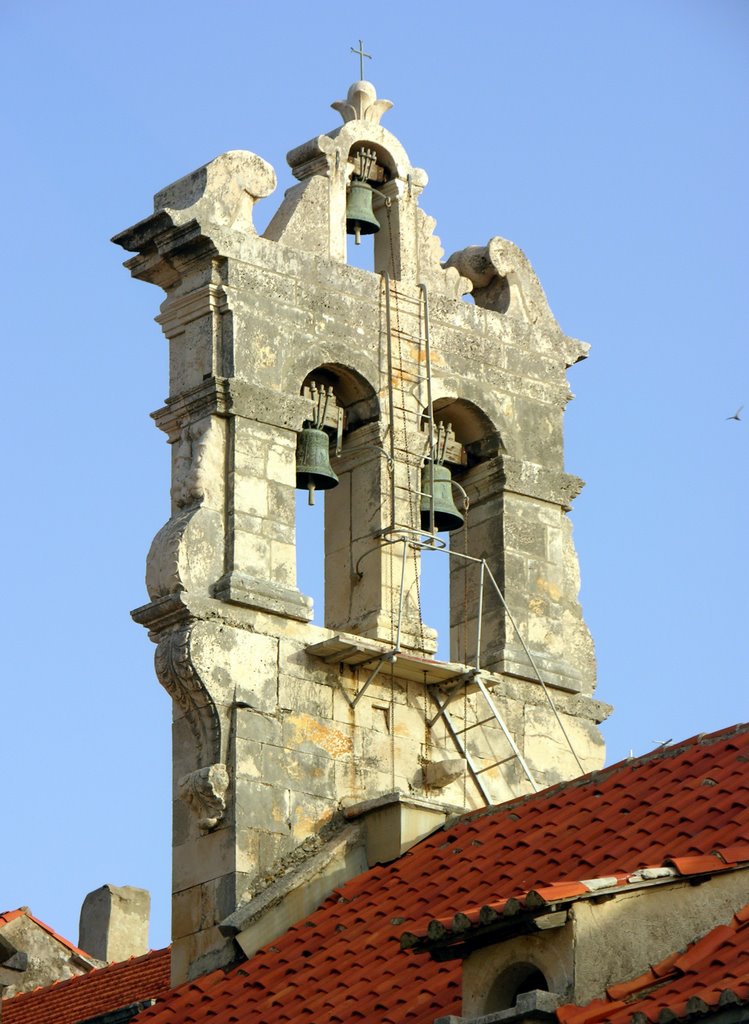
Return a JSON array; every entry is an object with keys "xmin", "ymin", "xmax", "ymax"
[
  {"xmin": 345, "ymin": 179, "xmax": 380, "ymax": 245},
  {"xmin": 296, "ymin": 427, "xmax": 339, "ymax": 505},
  {"xmin": 420, "ymin": 461, "xmax": 464, "ymax": 533}
]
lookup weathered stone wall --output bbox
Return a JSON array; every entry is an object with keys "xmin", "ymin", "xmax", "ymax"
[
  {"xmin": 114, "ymin": 80, "xmax": 608, "ymax": 984},
  {"xmin": 0, "ymin": 914, "xmax": 95, "ymax": 999},
  {"xmin": 460, "ymin": 869, "xmax": 749, "ymax": 1015}
]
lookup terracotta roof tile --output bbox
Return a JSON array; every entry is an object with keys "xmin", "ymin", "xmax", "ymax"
[
  {"xmin": 666, "ymin": 853, "xmax": 729, "ymax": 875},
  {"xmin": 558, "ymin": 904, "xmax": 749, "ymax": 1022},
  {"xmin": 2, "ymin": 947, "xmax": 171, "ymax": 1024},
  {"xmin": 108, "ymin": 724, "xmax": 749, "ymax": 1024},
  {"xmin": 719, "ymin": 843, "xmax": 749, "ymax": 864}
]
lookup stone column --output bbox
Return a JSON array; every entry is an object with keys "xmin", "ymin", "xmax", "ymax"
[
  {"xmin": 450, "ymin": 459, "xmax": 506, "ymax": 668},
  {"xmin": 324, "ymin": 422, "xmax": 435, "ymax": 655},
  {"xmin": 450, "ymin": 456, "xmax": 595, "ymax": 694},
  {"xmin": 214, "ymin": 384, "xmax": 313, "ymax": 623}
]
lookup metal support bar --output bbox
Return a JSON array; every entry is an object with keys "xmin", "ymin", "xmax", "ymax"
[
  {"xmin": 339, "ymin": 651, "xmax": 398, "ymax": 710},
  {"xmin": 382, "ymin": 534, "xmax": 585, "ymax": 777},
  {"xmin": 426, "ymin": 687, "xmax": 456, "ymax": 728},
  {"xmin": 474, "ymin": 675, "xmax": 539, "ymax": 792},
  {"xmin": 482, "ymin": 563, "xmax": 585, "ymax": 775},
  {"xmin": 381, "ymin": 272, "xmax": 396, "ymax": 532},
  {"xmin": 394, "ymin": 536, "xmax": 408, "ymax": 653},
  {"xmin": 476, "ymin": 560, "xmax": 485, "ymax": 671},
  {"xmin": 429, "ymin": 691, "xmax": 492, "ymax": 805},
  {"xmin": 418, "ymin": 282, "xmax": 436, "ymax": 537}
]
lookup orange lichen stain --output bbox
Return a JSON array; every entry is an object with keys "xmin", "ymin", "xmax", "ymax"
[
  {"xmin": 393, "ymin": 717, "xmax": 421, "ymax": 741},
  {"xmin": 287, "ymin": 713, "xmax": 353, "ymax": 757},
  {"xmin": 408, "ymin": 341, "xmax": 445, "ymax": 367},
  {"xmin": 529, "ymin": 597, "xmax": 546, "ymax": 616},
  {"xmin": 535, "ymin": 577, "xmax": 562, "ymax": 602},
  {"xmin": 293, "ymin": 805, "xmax": 333, "ymax": 837}
]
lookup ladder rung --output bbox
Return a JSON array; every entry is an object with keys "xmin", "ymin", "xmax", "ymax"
[
  {"xmin": 462, "ymin": 715, "xmax": 497, "ymax": 732},
  {"xmin": 473, "ymin": 755, "xmax": 517, "ymax": 776}
]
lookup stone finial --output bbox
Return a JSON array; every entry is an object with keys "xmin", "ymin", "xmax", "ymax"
[{"xmin": 331, "ymin": 81, "xmax": 393, "ymax": 125}]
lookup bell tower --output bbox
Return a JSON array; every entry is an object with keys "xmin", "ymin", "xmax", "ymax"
[{"xmin": 114, "ymin": 77, "xmax": 609, "ymax": 985}]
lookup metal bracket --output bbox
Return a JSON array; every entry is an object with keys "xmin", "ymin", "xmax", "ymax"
[{"xmin": 338, "ymin": 649, "xmax": 399, "ymax": 710}]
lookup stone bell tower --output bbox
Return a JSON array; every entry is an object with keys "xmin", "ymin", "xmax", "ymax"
[{"xmin": 114, "ymin": 78, "xmax": 609, "ymax": 984}]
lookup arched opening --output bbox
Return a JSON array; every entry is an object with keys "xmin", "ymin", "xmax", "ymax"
[
  {"xmin": 418, "ymin": 398, "xmax": 502, "ymax": 664},
  {"xmin": 485, "ymin": 962, "xmax": 549, "ymax": 1013},
  {"xmin": 294, "ymin": 364, "xmax": 379, "ymax": 629},
  {"xmin": 344, "ymin": 143, "xmax": 398, "ymax": 276}
]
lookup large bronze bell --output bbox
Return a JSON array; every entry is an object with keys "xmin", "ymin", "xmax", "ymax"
[
  {"xmin": 345, "ymin": 179, "xmax": 380, "ymax": 245},
  {"xmin": 420, "ymin": 461, "xmax": 464, "ymax": 533},
  {"xmin": 296, "ymin": 427, "xmax": 339, "ymax": 505}
]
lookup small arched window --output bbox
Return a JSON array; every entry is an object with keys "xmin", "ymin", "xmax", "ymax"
[{"xmin": 485, "ymin": 961, "xmax": 549, "ymax": 1013}]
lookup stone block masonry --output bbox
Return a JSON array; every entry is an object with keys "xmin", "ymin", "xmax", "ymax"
[{"xmin": 115, "ymin": 78, "xmax": 609, "ymax": 984}]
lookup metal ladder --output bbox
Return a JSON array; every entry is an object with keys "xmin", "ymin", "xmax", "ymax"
[
  {"xmin": 428, "ymin": 671, "xmax": 539, "ymax": 804},
  {"xmin": 378, "ymin": 276, "xmax": 582, "ymax": 806}
]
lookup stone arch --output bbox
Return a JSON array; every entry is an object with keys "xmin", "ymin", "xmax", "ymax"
[
  {"xmin": 298, "ymin": 361, "xmax": 380, "ymax": 431},
  {"xmin": 282, "ymin": 351, "xmax": 380, "ymax": 427},
  {"xmin": 427, "ymin": 396, "xmax": 503, "ymax": 466},
  {"xmin": 485, "ymin": 961, "xmax": 549, "ymax": 1013},
  {"xmin": 463, "ymin": 936, "xmax": 572, "ymax": 1019},
  {"xmin": 418, "ymin": 395, "xmax": 505, "ymax": 666},
  {"xmin": 330, "ymin": 122, "xmax": 417, "ymax": 185},
  {"xmin": 289, "ymin": 361, "xmax": 381, "ymax": 632},
  {"xmin": 331, "ymin": 124, "xmax": 426, "ymax": 279}
]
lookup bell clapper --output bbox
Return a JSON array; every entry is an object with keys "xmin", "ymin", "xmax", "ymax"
[
  {"xmin": 308, "ymin": 482, "xmax": 316, "ymax": 506},
  {"xmin": 355, "ymin": 225, "xmax": 361, "ymax": 246}
]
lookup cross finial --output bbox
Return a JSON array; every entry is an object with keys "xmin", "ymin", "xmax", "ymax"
[{"xmin": 350, "ymin": 39, "xmax": 372, "ymax": 80}]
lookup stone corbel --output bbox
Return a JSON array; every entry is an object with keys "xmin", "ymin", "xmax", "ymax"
[
  {"xmin": 179, "ymin": 764, "xmax": 230, "ymax": 832},
  {"xmin": 155, "ymin": 626, "xmax": 230, "ymax": 831},
  {"xmin": 154, "ymin": 626, "xmax": 222, "ymax": 768}
]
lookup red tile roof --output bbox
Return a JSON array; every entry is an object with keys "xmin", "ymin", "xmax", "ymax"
[
  {"xmin": 557, "ymin": 903, "xmax": 749, "ymax": 1023},
  {"xmin": 2, "ymin": 947, "xmax": 171, "ymax": 1024},
  {"xmin": 127, "ymin": 723, "xmax": 749, "ymax": 1024},
  {"xmin": 404, "ymin": 845, "xmax": 749, "ymax": 953},
  {"xmin": 0, "ymin": 908, "xmax": 95, "ymax": 962}
]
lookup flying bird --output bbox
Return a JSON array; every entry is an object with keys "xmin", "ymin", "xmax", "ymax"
[{"xmin": 727, "ymin": 405, "xmax": 743, "ymax": 421}]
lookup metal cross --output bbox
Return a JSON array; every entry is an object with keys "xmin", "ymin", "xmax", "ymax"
[{"xmin": 350, "ymin": 39, "xmax": 372, "ymax": 79}]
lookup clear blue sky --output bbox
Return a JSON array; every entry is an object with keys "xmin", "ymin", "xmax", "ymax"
[{"xmin": 2, "ymin": 0, "xmax": 747, "ymax": 954}]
